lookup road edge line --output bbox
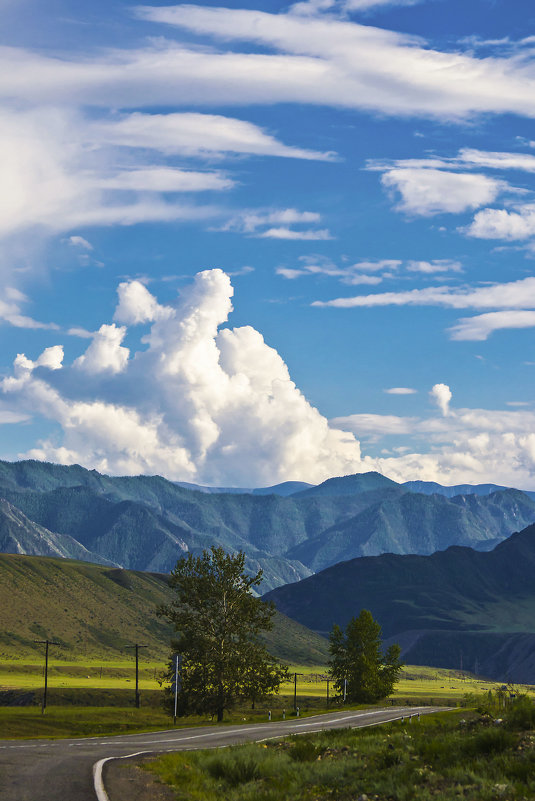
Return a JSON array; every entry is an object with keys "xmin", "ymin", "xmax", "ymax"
[{"xmin": 93, "ymin": 750, "xmax": 150, "ymax": 801}]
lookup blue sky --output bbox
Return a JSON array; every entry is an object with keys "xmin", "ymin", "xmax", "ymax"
[{"xmin": 1, "ymin": 0, "xmax": 535, "ymax": 488}]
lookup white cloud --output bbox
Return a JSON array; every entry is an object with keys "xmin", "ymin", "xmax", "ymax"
[
  {"xmin": 99, "ymin": 167, "xmax": 235, "ymax": 193},
  {"xmin": 67, "ymin": 236, "xmax": 93, "ymax": 250},
  {"xmin": 430, "ymin": 383, "xmax": 452, "ymax": 417},
  {"xmin": 2, "ymin": 8, "xmax": 535, "ymax": 120},
  {"xmin": 73, "ymin": 324, "xmax": 130, "ymax": 375},
  {"xmin": 313, "ymin": 276, "xmax": 535, "ymax": 309},
  {"xmin": 381, "ymin": 168, "xmax": 503, "ymax": 216},
  {"xmin": 1, "ymin": 270, "xmax": 370, "ymax": 485},
  {"xmin": 466, "ymin": 204, "xmax": 535, "ymax": 240},
  {"xmin": 0, "ymin": 106, "xmax": 223, "ymax": 242},
  {"xmin": 336, "ymin": 399, "xmax": 535, "ymax": 488},
  {"xmin": 0, "ymin": 290, "xmax": 59, "ymax": 331},
  {"xmin": 384, "ymin": 387, "xmax": 417, "ymax": 394},
  {"xmin": 406, "ymin": 260, "xmax": 463, "ymax": 274},
  {"xmin": 448, "ymin": 310, "xmax": 535, "ymax": 341},
  {"xmin": 223, "ymin": 208, "xmax": 330, "ymax": 239},
  {"xmin": 259, "ymin": 227, "xmax": 332, "ymax": 240},
  {"xmin": 114, "ymin": 280, "xmax": 171, "ymax": 326},
  {"xmin": 276, "ymin": 256, "xmax": 399, "ymax": 282},
  {"xmin": 95, "ymin": 112, "xmax": 335, "ymax": 161},
  {"xmin": 13, "ymin": 345, "xmax": 64, "ymax": 374},
  {"xmin": 128, "ymin": 6, "xmax": 535, "ymax": 119}
]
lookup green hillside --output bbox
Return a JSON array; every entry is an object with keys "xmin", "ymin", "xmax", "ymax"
[
  {"xmin": 0, "ymin": 554, "xmax": 328, "ymax": 665},
  {"xmin": 265, "ymin": 523, "xmax": 535, "ymax": 682}
]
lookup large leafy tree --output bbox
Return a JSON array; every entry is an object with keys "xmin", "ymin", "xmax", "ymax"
[
  {"xmin": 329, "ymin": 609, "xmax": 403, "ymax": 704},
  {"xmin": 158, "ymin": 547, "xmax": 288, "ymax": 721}
]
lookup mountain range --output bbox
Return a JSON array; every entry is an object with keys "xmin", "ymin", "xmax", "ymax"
[
  {"xmin": 1, "ymin": 460, "xmax": 535, "ymax": 591},
  {"xmin": 265, "ymin": 522, "xmax": 535, "ymax": 682}
]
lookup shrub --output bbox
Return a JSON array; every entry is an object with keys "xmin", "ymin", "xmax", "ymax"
[
  {"xmin": 470, "ymin": 727, "xmax": 515, "ymax": 756},
  {"xmin": 288, "ymin": 736, "xmax": 321, "ymax": 762},
  {"xmin": 505, "ymin": 696, "xmax": 535, "ymax": 730},
  {"xmin": 205, "ymin": 752, "xmax": 263, "ymax": 786}
]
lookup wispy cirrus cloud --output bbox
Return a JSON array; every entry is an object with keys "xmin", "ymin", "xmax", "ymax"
[
  {"xmin": 312, "ymin": 276, "xmax": 535, "ymax": 309},
  {"xmin": 222, "ymin": 209, "xmax": 332, "ymax": 239},
  {"xmin": 449, "ymin": 310, "xmax": 535, "ymax": 341},
  {"xmin": 2, "ymin": 6, "xmax": 535, "ymax": 119}
]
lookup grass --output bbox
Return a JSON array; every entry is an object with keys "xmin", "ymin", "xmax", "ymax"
[
  {"xmin": 2, "ymin": 659, "xmax": 535, "ymax": 741},
  {"xmin": 147, "ymin": 704, "xmax": 535, "ymax": 801}
]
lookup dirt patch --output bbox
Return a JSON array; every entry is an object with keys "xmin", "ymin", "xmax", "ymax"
[{"xmin": 104, "ymin": 756, "xmax": 177, "ymax": 801}]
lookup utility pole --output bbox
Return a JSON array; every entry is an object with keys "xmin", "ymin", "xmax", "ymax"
[
  {"xmin": 326, "ymin": 678, "xmax": 330, "ymax": 708},
  {"xmin": 126, "ymin": 644, "xmax": 148, "ymax": 708},
  {"xmin": 34, "ymin": 639, "xmax": 60, "ymax": 714}
]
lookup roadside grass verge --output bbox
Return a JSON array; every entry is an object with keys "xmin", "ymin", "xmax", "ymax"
[{"xmin": 147, "ymin": 707, "xmax": 535, "ymax": 801}]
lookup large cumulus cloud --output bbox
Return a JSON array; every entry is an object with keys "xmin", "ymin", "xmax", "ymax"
[{"xmin": 2, "ymin": 269, "xmax": 368, "ymax": 485}]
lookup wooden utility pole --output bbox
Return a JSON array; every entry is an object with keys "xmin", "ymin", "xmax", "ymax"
[
  {"xmin": 126, "ymin": 644, "xmax": 148, "ymax": 708},
  {"xmin": 34, "ymin": 639, "xmax": 60, "ymax": 714}
]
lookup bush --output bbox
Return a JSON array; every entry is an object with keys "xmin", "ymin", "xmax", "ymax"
[
  {"xmin": 288, "ymin": 736, "xmax": 321, "ymax": 762},
  {"xmin": 505, "ymin": 696, "xmax": 535, "ymax": 730},
  {"xmin": 205, "ymin": 752, "xmax": 263, "ymax": 786},
  {"xmin": 470, "ymin": 727, "xmax": 515, "ymax": 755}
]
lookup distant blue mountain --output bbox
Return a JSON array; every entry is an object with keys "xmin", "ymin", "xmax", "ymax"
[{"xmin": 1, "ymin": 461, "xmax": 535, "ymax": 591}]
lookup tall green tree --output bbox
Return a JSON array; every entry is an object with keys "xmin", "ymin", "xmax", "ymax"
[
  {"xmin": 158, "ymin": 546, "xmax": 288, "ymax": 721},
  {"xmin": 329, "ymin": 609, "xmax": 403, "ymax": 704}
]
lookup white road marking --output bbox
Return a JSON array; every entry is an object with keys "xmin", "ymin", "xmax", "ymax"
[{"xmin": 93, "ymin": 751, "xmax": 150, "ymax": 801}]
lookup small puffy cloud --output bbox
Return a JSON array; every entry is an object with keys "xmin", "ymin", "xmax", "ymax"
[
  {"xmin": 114, "ymin": 280, "xmax": 171, "ymax": 325},
  {"xmin": 67, "ymin": 236, "xmax": 93, "ymax": 250},
  {"xmin": 430, "ymin": 383, "xmax": 452, "ymax": 417},
  {"xmin": 449, "ymin": 310, "xmax": 535, "ymax": 341},
  {"xmin": 381, "ymin": 168, "xmax": 504, "ymax": 216},
  {"xmin": 466, "ymin": 204, "xmax": 535, "ymax": 240},
  {"xmin": 384, "ymin": 387, "xmax": 417, "ymax": 395},
  {"xmin": 13, "ymin": 345, "xmax": 63, "ymax": 374},
  {"xmin": 73, "ymin": 324, "xmax": 130, "ymax": 375}
]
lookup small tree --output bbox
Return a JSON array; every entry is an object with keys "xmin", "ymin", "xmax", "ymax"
[
  {"xmin": 329, "ymin": 609, "xmax": 403, "ymax": 704},
  {"xmin": 158, "ymin": 546, "xmax": 288, "ymax": 721}
]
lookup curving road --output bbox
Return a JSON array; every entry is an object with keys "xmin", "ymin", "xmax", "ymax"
[{"xmin": 0, "ymin": 706, "xmax": 446, "ymax": 801}]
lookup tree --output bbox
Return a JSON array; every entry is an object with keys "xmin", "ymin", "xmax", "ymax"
[
  {"xmin": 329, "ymin": 609, "xmax": 403, "ymax": 704},
  {"xmin": 158, "ymin": 546, "xmax": 288, "ymax": 721}
]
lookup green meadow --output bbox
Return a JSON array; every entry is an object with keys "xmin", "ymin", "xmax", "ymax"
[{"xmin": 2, "ymin": 659, "xmax": 534, "ymax": 740}]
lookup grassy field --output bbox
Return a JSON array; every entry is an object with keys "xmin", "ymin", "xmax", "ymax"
[
  {"xmin": 2, "ymin": 659, "xmax": 535, "ymax": 740},
  {"xmin": 2, "ymin": 660, "xmax": 534, "ymax": 699},
  {"xmin": 147, "ymin": 705, "xmax": 535, "ymax": 801}
]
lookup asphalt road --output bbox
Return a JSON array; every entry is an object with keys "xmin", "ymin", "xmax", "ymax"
[{"xmin": 0, "ymin": 706, "xmax": 445, "ymax": 801}]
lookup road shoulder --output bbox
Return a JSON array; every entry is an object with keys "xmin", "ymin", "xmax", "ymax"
[{"xmin": 104, "ymin": 756, "xmax": 177, "ymax": 801}]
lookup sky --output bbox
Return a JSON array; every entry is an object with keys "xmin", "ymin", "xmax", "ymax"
[{"xmin": 1, "ymin": 0, "xmax": 535, "ymax": 489}]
